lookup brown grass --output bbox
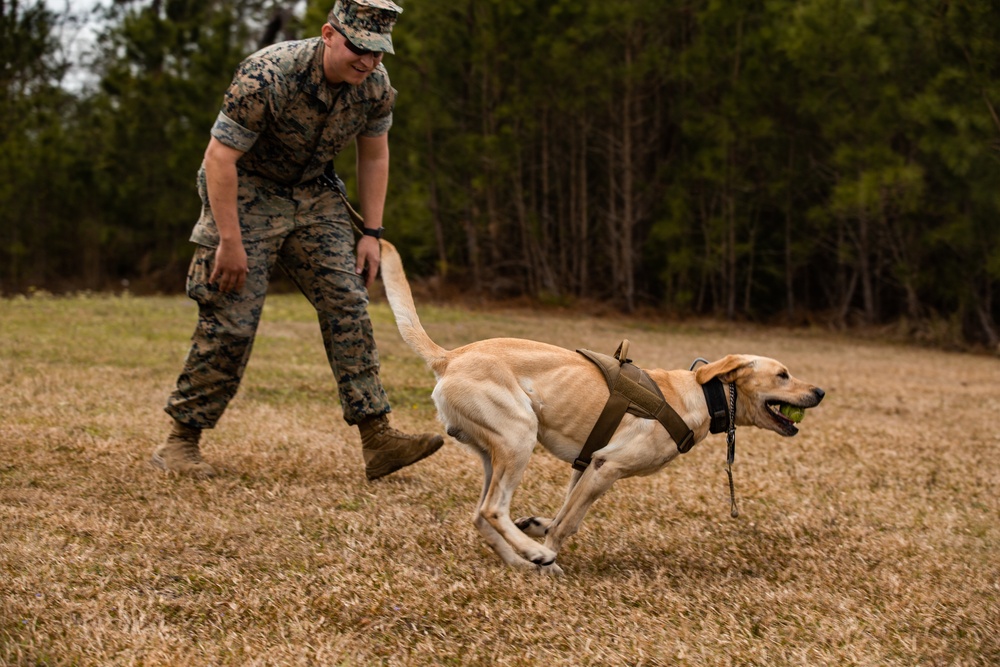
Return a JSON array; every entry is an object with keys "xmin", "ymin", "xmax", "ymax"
[{"xmin": 1, "ymin": 292, "xmax": 998, "ymax": 666}]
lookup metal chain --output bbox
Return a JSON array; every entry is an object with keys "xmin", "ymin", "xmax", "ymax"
[{"xmin": 725, "ymin": 383, "xmax": 739, "ymax": 518}]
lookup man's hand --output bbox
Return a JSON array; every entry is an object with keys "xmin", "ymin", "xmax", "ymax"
[
  {"xmin": 210, "ymin": 238, "xmax": 249, "ymax": 293},
  {"xmin": 202, "ymin": 137, "xmax": 248, "ymax": 293},
  {"xmin": 355, "ymin": 235, "xmax": 381, "ymax": 288}
]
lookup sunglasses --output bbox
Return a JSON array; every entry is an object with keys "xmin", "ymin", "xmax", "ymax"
[{"xmin": 329, "ymin": 22, "xmax": 384, "ymax": 59}]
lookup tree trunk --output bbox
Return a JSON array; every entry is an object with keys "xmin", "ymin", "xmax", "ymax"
[
  {"xmin": 514, "ymin": 146, "xmax": 537, "ymax": 295},
  {"xmin": 620, "ymin": 40, "xmax": 636, "ymax": 312},
  {"xmin": 857, "ymin": 194, "xmax": 876, "ymax": 325},
  {"xmin": 725, "ymin": 187, "xmax": 737, "ymax": 320},
  {"xmin": 481, "ymin": 42, "xmax": 500, "ymax": 271},
  {"xmin": 424, "ymin": 117, "xmax": 447, "ymax": 276},
  {"xmin": 743, "ymin": 218, "xmax": 757, "ymax": 314},
  {"xmin": 463, "ymin": 194, "xmax": 481, "ymax": 294},
  {"xmin": 784, "ymin": 143, "xmax": 796, "ymax": 319},
  {"xmin": 540, "ymin": 107, "xmax": 556, "ymax": 295},
  {"xmin": 577, "ymin": 118, "xmax": 589, "ymax": 296},
  {"xmin": 606, "ymin": 118, "xmax": 621, "ymax": 298}
]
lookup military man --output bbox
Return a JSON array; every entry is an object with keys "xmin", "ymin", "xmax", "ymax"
[{"xmin": 153, "ymin": 0, "xmax": 443, "ymax": 480}]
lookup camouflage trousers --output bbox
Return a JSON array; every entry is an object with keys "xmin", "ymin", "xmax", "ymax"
[{"xmin": 165, "ymin": 221, "xmax": 390, "ymax": 429}]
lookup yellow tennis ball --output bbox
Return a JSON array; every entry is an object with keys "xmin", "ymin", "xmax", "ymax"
[{"xmin": 780, "ymin": 404, "xmax": 805, "ymax": 423}]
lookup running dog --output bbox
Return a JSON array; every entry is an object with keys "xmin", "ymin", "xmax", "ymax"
[{"xmin": 378, "ymin": 240, "xmax": 825, "ymax": 574}]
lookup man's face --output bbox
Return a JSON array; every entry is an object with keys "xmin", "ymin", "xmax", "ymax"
[{"xmin": 321, "ymin": 22, "xmax": 385, "ymax": 85}]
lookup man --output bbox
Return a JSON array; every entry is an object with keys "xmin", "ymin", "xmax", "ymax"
[{"xmin": 152, "ymin": 0, "xmax": 443, "ymax": 481}]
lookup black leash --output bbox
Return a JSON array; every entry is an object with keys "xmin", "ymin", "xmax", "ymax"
[{"xmin": 317, "ymin": 164, "xmax": 367, "ymax": 235}]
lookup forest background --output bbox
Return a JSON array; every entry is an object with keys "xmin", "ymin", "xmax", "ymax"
[{"xmin": 2, "ymin": 0, "xmax": 999, "ymax": 349}]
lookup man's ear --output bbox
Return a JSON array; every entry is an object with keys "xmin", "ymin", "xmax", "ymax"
[
  {"xmin": 695, "ymin": 354, "xmax": 754, "ymax": 385},
  {"xmin": 321, "ymin": 22, "xmax": 337, "ymax": 45}
]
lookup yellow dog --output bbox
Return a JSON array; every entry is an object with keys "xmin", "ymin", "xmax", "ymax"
[{"xmin": 379, "ymin": 240, "xmax": 825, "ymax": 575}]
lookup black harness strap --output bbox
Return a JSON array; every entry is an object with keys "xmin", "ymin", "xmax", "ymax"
[{"xmin": 573, "ymin": 340, "xmax": 695, "ymax": 471}]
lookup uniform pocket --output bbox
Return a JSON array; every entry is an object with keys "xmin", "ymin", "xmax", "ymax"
[{"xmin": 186, "ymin": 246, "xmax": 222, "ymax": 306}]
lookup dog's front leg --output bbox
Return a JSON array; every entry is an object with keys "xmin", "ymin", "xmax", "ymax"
[
  {"xmin": 543, "ymin": 458, "xmax": 622, "ymax": 555},
  {"xmin": 515, "ymin": 468, "xmax": 584, "ymax": 538}
]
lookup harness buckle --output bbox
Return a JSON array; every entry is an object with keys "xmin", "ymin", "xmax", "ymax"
[{"xmin": 676, "ymin": 430, "xmax": 696, "ymax": 454}]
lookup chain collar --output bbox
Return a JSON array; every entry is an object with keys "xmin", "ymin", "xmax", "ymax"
[{"xmin": 725, "ymin": 381, "xmax": 739, "ymax": 518}]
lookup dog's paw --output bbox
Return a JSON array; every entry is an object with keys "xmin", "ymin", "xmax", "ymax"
[
  {"xmin": 524, "ymin": 544, "xmax": 558, "ymax": 568},
  {"xmin": 515, "ymin": 516, "xmax": 551, "ymax": 538},
  {"xmin": 537, "ymin": 561, "xmax": 564, "ymax": 577}
]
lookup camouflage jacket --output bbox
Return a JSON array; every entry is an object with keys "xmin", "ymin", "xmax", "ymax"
[{"xmin": 191, "ymin": 37, "xmax": 396, "ymax": 246}]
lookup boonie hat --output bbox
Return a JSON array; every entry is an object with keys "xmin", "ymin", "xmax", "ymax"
[{"xmin": 329, "ymin": 0, "xmax": 403, "ymax": 55}]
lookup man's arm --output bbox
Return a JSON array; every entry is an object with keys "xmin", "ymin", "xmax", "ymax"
[
  {"xmin": 355, "ymin": 132, "xmax": 390, "ymax": 288},
  {"xmin": 204, "ymin": 137, "xmax": 249, "ymax": 293}
]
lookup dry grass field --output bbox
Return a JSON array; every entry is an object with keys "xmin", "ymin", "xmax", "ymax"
[{"xmin": 1, "ymin": 291, "xmax": 998, "ymax": 666}]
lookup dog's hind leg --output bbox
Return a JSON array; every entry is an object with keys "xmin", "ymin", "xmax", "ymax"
[
  {"xmin": 438, "ymin": 375, "xmax": 562, "ymax": 573},
  {"xmin": 476, "ymin": 428, "xmax": 560, "ymax": 568},
  {"xmin": 468, "ymin": 446, "xmax": 537, "ymax": 569},
  {"xmin": 467, "ymin": 445, "xmax": 564, "ymax": 575},
  {"xmin": 515, "ymin": 468, "xmax": 584, "ymax": 538}
]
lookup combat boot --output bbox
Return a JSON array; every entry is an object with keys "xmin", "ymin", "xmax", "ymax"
[
  {"xmin": 358, "ymin": 415, "xmax": 444, "ymax": 481},
  {"xmin": 151, "ymin": 419, "xmax": 217, "ymax": 478}
]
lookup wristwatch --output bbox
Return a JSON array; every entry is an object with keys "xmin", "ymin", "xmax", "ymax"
[{"xmin": 362, "ymin": 227, "xmax": 384, "ymax": 239}]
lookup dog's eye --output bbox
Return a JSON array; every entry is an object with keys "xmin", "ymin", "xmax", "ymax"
[{"xmin": 777, "ymin": 371, "xmax": 789, "ymax": 380}]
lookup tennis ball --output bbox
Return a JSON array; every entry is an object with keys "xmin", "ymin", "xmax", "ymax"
[{"xmin": 780, "ymin": 404, "xmax": 805, "ymax": 423}]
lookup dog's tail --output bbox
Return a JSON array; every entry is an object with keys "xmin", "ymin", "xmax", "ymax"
[{"xmin": 379, "ymin": 240, "xmax": 449, "ymax": 375}]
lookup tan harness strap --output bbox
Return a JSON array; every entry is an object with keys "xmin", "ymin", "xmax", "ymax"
[
  {"xmin": 574, "ymin": 341, "xmax": 695, "ymax": 471},
  {"xmin": 572, "ymin": 381, "xmax": 631, "ymax": 472},
  {"xmin": 612, "ymin": 367, "xmax": 666, "ymax": 416}
]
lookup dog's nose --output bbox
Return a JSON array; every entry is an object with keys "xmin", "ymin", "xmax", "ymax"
[{"xmin": 813, "ymin": 387, "xmax": 826, "ymax": 404}]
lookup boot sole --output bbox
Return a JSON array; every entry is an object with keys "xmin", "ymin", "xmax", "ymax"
[
  {"xmin": 366, "ymin": 436, "xmax": 444, "ymax": 481},
  {"xmin": 150, "ymin": 452, "xmax": 218, "ymax": 479}
]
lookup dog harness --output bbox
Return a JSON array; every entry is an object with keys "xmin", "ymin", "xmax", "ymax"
[
  {"xmin": 573, "ymin": 340, "xmax": 695, "ymax": 471},
  {"xmin": 575, "ymin": 344, "xmax": 742, "ymax": 518}
]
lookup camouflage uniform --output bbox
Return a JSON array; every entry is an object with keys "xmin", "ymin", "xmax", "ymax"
[{"xmin": 165, "ymin": 36, "xmax": 395, "ymax": 428}]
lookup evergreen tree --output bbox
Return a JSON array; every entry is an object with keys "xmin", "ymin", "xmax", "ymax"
[{"xmin": 1, "ymin": 0, "xmax": 997, "ymax": 346}]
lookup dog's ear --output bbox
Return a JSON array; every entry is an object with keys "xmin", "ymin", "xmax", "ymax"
[{"xmin": 695, "ymin": 354, "xmax": 755, "ymax": 385}]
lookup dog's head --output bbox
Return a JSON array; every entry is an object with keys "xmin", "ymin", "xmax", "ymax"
[{"xmin": 694, "ymin": 354, "xmax": 825, "ymax": 436}]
